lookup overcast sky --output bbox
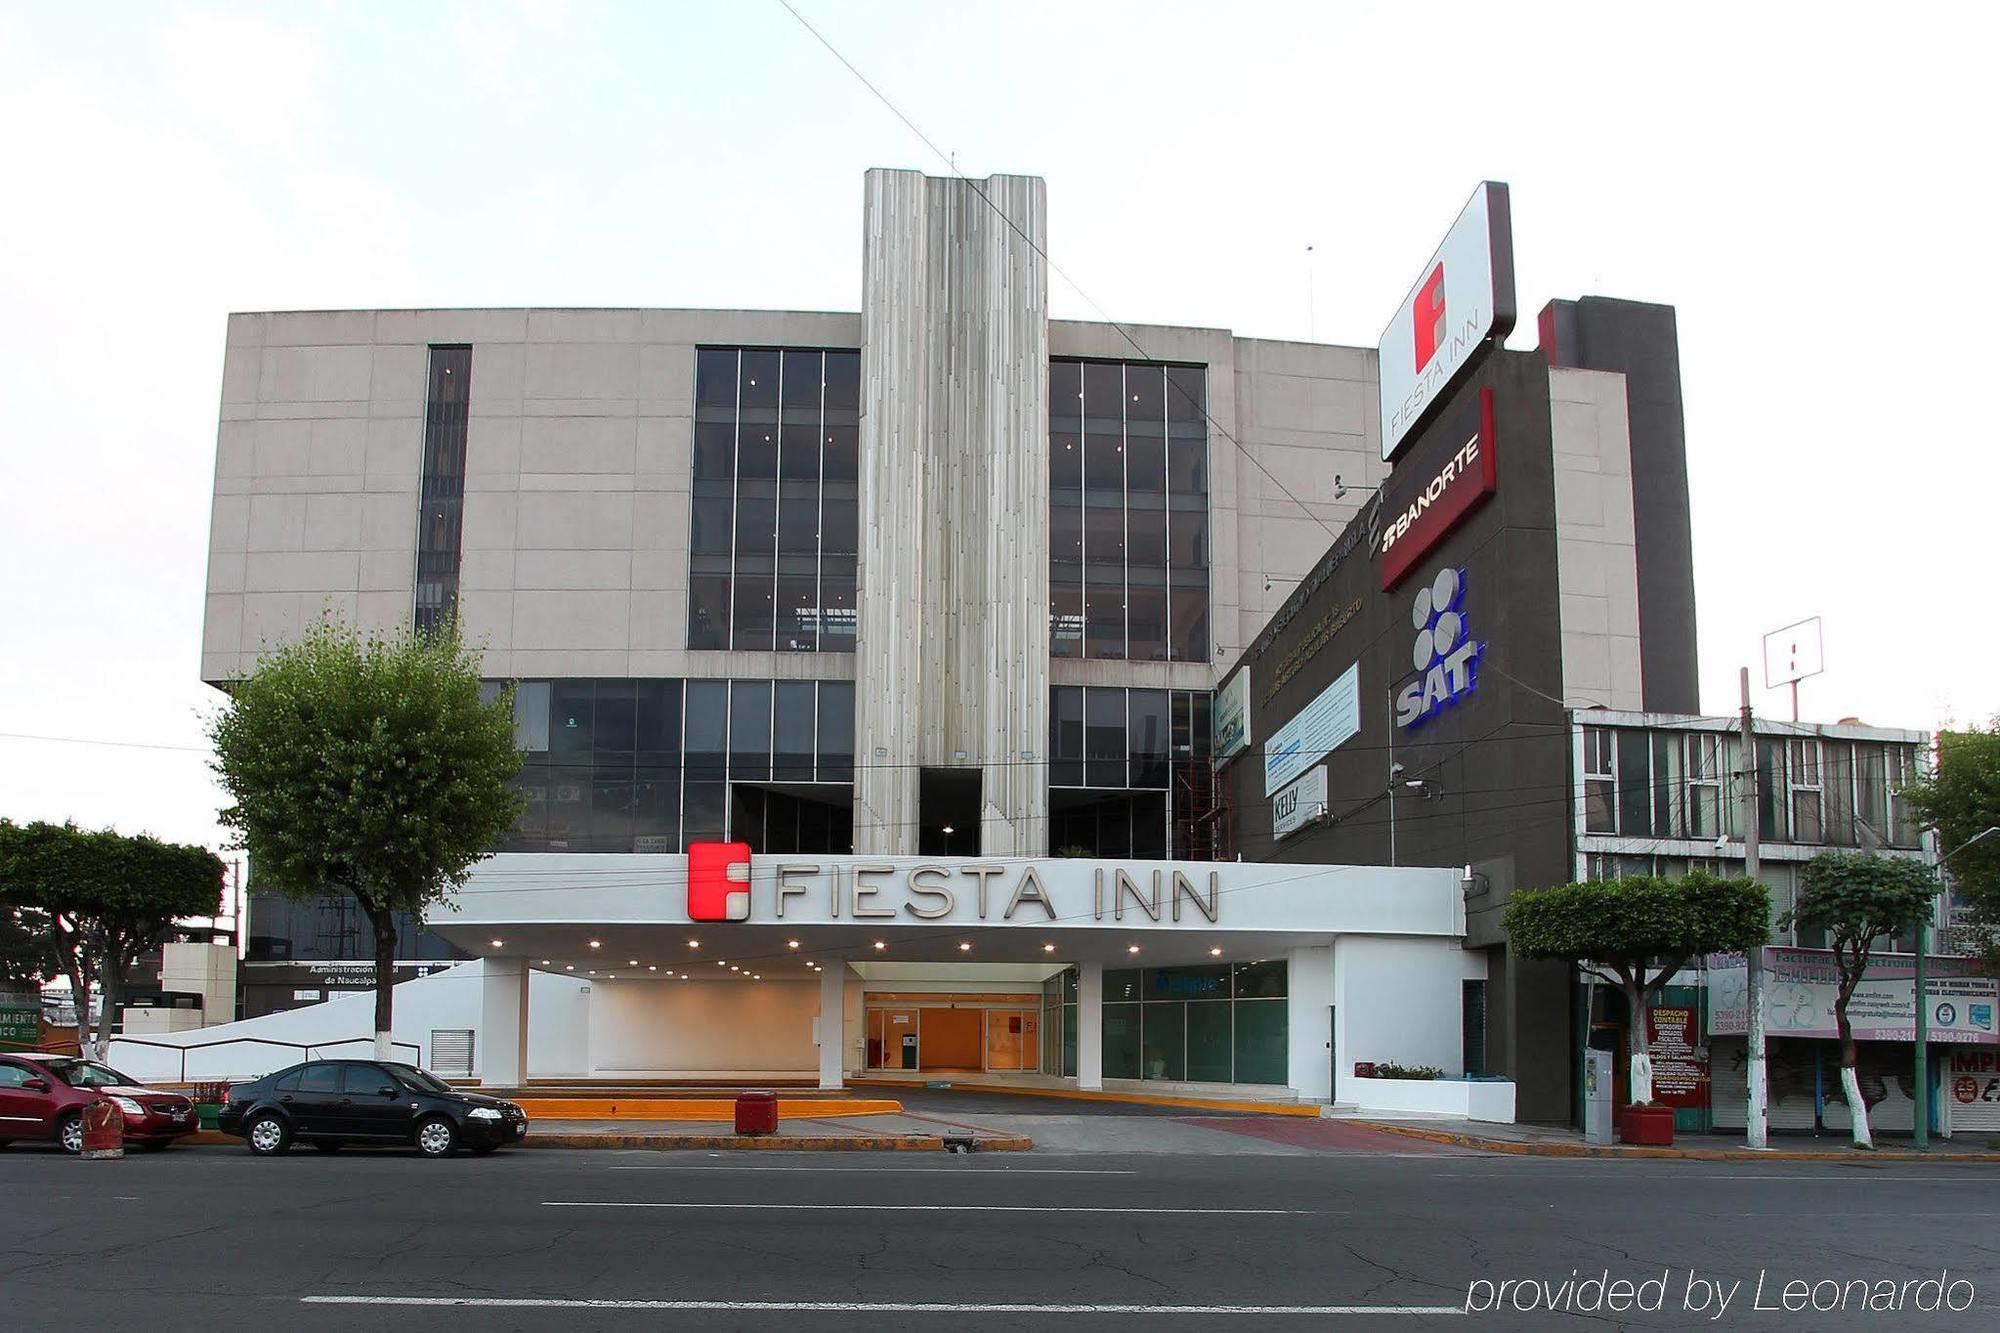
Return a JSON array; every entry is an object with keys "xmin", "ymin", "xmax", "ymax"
[{"xmin": 1, "ymin": 1, "xmax": 1994, "ymax": 858}]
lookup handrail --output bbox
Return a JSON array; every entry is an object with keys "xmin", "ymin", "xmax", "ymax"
[{"xmin": 104, "ymin": 1034, "xmax": 426, "ymax": 1084}]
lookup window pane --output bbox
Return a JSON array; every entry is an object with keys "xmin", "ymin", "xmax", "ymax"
[
  {"xmin": 1051, "ymin": 497, "xmax": 1083, "ymax": 568},
  {"xmin": 1050, "ymin": 573, "xmax": 1082, "ymax": 660},
  {"xmin": 1618, "ymin": 732, "xmax": 1653, "ymax": 837},
  {"xmin": 634, "ymin": 762, "xmax": 680, "ymax": 851},
  {"xmin": 823, "ymin": 351, "xmax": 860, "ymax": 420},
  {"xmin": 688, "ymin": 575, "xmax": 730, "ymax": 649},
  {"xmin": 819, "ymin": 562, "xmax": 856, "ymax": 650},
  {"xmin": 776, "ymin": 573, "xmax": 818, "ymax": 652},
  {"xmin": 823, "ymin": 424, "xmax": 857, "ymax": 483},
  {"xmin": 684, "ymin": 681, "xmax": 728, "ymax": 782},
  {"xmin": 549, "ymin": 680, "xmax": 594, "ymax": 757},
  {"xmin": 1128, "ymin": 689, "xmax": 1170, "ymax": 788},
  {"xmin": 740, "ymin": 349, "xmax": 779, "ymax": 412},
  {"xmin": 695, "ymin": 348, "xmax": 737, "ymax": 414},
  {"xmin": 1165, "ymin": 363, "xmax": 1205, "ymax": 424},
  {"xmin": 1128, "ymin": 582, "xmax": 1167, "ymax": 664},
  {"xmin": 820, "ymin": 493, "xmax": 858, "ymax": 556},
  {"xmin": 778, "ymin": 496, "xmax": 818, "ymax": 556},
  {"xmin": 1085, "ymin": 579, "xmax": 1125, "ymax": 661},
  {"xmin": 690, "ymin": 496, "xmax": 733, "ymax": 556},
  {"xmin": 816, "ymin": 681, "xmax": 855, "ymax": 782},
  {"xmin": 730, "ymin": 681, "xmax": 772, "ymax": 782},
  {"xmin": 1169, "ymin": 584, "xmax": 1207, "ymax": 663},
  {"xmin": 779, "ymin": 425, "xmax": 819, "ymax": 484},
  {"xmin": 593, "ymin": 679, "xmax": 638, "ymax": 754},
  {"xmin": 1168, "ymin": 507, "xmax": 1208, "ymax": 568},
  {"xmin": 1141, "ymin": 1002, "xmax": 1184, "ymax": 1080},
  {"xmin": 1125, "ymin": 364, "xmax": 1165, "ymax": 494},
  {"xmin": 774, "ymin": 682, "xmax": 815, "ymax": 782},
  {"xmin": 1231, "ymin": 1000, "xmax": 1287, "ymax": 1085},
  {"xmin": 1232, "ymin": 959, "xmax": 1287, "ymax": 998},
  {"xmin": 683, "ymin": 781, "xmax": 725, "ymax": 845},
  {"xmin": 1186, "ymin": 999, "xmax": 1233, "ymax": 1083},
  {"xmin": 1051, "ymin": 685, "xmax": 1085, "ymax": 787},
  {"xmin": 693, "ymin": 422, "xmax": 733, "ymax": 479},
  {"xmin": 1085, "ymin": 688, "xmax": 1126, "ymax": 788},
  {"xmin": 1103, "ymin": 1005, "xmax": 1142, "ymax": 1079},
  {"xmin": 730, "ymin": 564, "xmax": 774, "ymax": 650}
]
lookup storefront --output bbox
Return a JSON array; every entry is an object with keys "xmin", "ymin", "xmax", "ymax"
[{"xmin": 420, "ymin": 848, "xmax": 1484, "ymax": 1105}]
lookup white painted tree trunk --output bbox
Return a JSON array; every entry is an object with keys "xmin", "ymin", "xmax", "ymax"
[
  {"xmin": 1841, "ymin": 1064, "xmax": 1874, "ymax": 1149},
  {"xmin": 374, "ymin": 1030, "xmax": 394, "ymax": 1061},
  {"xmin": 1625, "ymin": 983, "xmax": 1655, "ymax": 1103}
]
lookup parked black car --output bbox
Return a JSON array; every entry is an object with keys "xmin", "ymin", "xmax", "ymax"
[{"xmin": 217, "ymin": 1059, "xmax": 527, "ymax": 1158}]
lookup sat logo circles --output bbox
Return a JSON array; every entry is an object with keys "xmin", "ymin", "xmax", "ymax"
[{"xmin": 1395, "ymin": 566, "xmax": 1483, "ymax": 730}]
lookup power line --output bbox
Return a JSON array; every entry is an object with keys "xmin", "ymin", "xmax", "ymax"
[{"xmin": 774, "ymin": 0, "xmax": 1352, "ymax": 547}]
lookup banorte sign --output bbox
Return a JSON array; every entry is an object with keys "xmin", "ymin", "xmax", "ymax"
[{"xmin": 1378, "ymin": 387, "xmax": 1496, "ymax": 590}]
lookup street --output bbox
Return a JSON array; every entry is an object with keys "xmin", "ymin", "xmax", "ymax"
[{"xmin": 5, "ymin": 1141, "xmax": 1998, "ymax": 1331}]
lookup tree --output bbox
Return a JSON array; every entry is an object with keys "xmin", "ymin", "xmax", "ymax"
[
  {"xmin": 0, "ymin": 820, "xmax": 223, "ymax": 1056},
  {"xmin": 1900, "ymin": 719, "xmax": 2000, "ymax": 965},
  {"xmin": 1782, "ymin": 851, "xmax": 1936, "ymax": 1149},
  {"xmin": 1504, "ymin": 872, "xmax": 1770, "ymax": 1105},
  {"xmin": 207, "ymin": 618, "xmax": 522, "ymax": 1059}
]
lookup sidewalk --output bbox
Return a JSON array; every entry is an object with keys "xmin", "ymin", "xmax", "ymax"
[{"xmin": 1348, "ymin": 1117, "xmax": 2000, "ymax": 1162}]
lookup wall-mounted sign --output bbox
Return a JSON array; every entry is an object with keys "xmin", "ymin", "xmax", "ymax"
[
  {"xmin": 1708, "ymin": 948, "xmax": 1999, "ymax": 1044},
  {"xmin": 1378, "ymin": 182, "xmax": 1515, "ymax": 462},
  {"xmin": 1264, "ymin": 662, "xmax": 1360, "ymax": 795},
  {"xmin": 1395, "ymin": 567, "xmax": 1482, "ymax": 729},
  {"xmin": 1214, "ymin": 668, "xmax": 1251, "ymax": 761},
  {"xmin": 1272, "ymin": 765, "xmax": 1328, "ymax": 841},
  {"xmin": 1378, "ymin": 388, "xmax": 1497, "ymax": 590}
]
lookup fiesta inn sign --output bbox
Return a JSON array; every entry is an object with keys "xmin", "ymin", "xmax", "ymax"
[{"xmin": 688, "ymin": 844, "xmax": 1222, "ymax": 926}]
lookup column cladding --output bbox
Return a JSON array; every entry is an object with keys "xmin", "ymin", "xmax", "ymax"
[{"xmin": 856, "ymin": 169, "xmax": 1050, "ymax": 854}]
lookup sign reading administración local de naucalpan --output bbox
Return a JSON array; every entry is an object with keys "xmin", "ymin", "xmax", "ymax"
[
  {"xmin": 1264, "ymin": 662, "xmax": 1360, "ymax": 795},
  {"xmin": 1213, "ymin": 667, "xmax": 1250, "ymax": 760},
  {"xmin": 1377, "ymin": 182, "xmax": 1515, "ymax": 462}
]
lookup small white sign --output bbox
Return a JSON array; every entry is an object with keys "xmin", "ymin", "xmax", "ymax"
[
  {"xmin": 1214, "ymin": 667, "xmax": 1251, "ymax": 761},
  {"xmin": 1272, "ymin": 766, "xmax": 1328, "ymax": 840},
  {"xmin": 1377, "ymin": 182, "xmax": 1514, "ymax": 462},
  {"xmin": 1264, "ymin": 662, "xmax": 1361, "ymax": 796}
]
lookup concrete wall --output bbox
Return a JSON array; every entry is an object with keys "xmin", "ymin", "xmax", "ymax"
[
  {"xmin": 1549, "ymin": 366, "xmax": 1644, "ymax": 711},
  {"xmin": 1331, "ymin": 935, "xmax": 1487, "ymax": 1107},
  {"xmin": 588, "ymin": 977, "xmax": 820, "ymax": 1075}
]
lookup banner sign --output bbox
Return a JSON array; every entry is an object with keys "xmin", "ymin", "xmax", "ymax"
[
  {"xmin": 1264, "ymin": 662, "xmax": 1360, "ymax": 796},
  {"xmin": 1645, "ymin": 1006, "xmax": 1707, "ymax": 1110},
  {"xmin": 0, "ymin": 996, "xmax": 39, "ymax": 1046},
  {"xmin": 1707, "ymin": 947, "xmax": 2000, "ymax": 1044},
  {"xmin": 1214, "ymin": 667, "xmax": 1251, "ymax": 761},
  {"xmin": 1272, "ymin": 766, "xmax": 1328, "ymax": 841},
  {"xmin": 1378, "ymin": 389, "xmax": 1496, "ymax": 590},
  {"xmin": 1377, "ymin": 182, "xmax": 1515, "ymax": 462}
]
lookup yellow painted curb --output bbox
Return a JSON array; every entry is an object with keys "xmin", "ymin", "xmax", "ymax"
[
  {"xmin": 847, "ymin": 1078, "xmax": 1320, "ymax": 1117},
  {"xmin": 512, "ymin": 1097, "xmax": 903, "ymax": 1121},
  {"xmin": 1355, "ymin": 1121, "xmax": 2000, "ymax": 1163},
  {"xmin": 522, "ymin": 1132, "xmax": 1035, "ymax": 1152}
]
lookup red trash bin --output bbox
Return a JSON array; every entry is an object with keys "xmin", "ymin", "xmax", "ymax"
[
  {"xmin": 734, "ymin": 1091, "xmax": 779, "ymax": 1136},
  {"xmin": 81, "ymin": 1098, "xmax": 124, "ymax": 1159}
]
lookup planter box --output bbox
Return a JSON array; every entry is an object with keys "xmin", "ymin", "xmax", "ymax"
[
  {"xmin": 1346, "ymin": 1075, "xmax": 1516, "ymax": 1123},
  {"xmin": 1619, "ymin": 1103, "xmax": 1675, "ymax": 1145}
]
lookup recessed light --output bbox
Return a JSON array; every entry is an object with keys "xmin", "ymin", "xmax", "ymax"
[
  {"xmin": 588, "ymin": 940, "xmax": 601, "ymax": 949},
  {"xmin": 958, "ymin": 942, "xmax": 972, "ymax": 952},
  {"xmin": 873, "ymin": 941, "xmax": 887, "ymax": 950},
  {"xmin": 588, "ymin": 969, "xmax": 596, "ymax": 975},
  {"xmin": 687, "ymin": 939, "xmax": 700, "ymax": 948},
  {"xmin": 787, "ymin": 940, "xmax": 800, "ymax": 949},
  {"xmin": 752, "ymin": 974, "xmax": 761, "ymax": 980},
  {"xmin": 565, "ymin": 964, "xmax": 574, "ymax": 971},
  {"xmin": 648, "ymin": 965, "xmax": 658, "ymax": 972},
  {"xmin": 1042, "ymin": 944, "xmax": 1056, "ymax": 953},
  {"xmin": 730, "ymin": 965, "xmax": 740, "ymax": 971},
  {"xmin": 1127, "ymin": 945, "xmax": 1141, "ymax": 954},
  {"xmin": 1210, "ymin": 947, "xmax": 1223, "ymax": 957},
  {"xmin": 539, "ymin": 959, "xmax": 550, "ymax": 966},
  {"xmin": 489, "ymin": 939, "xmax": 504, "ymax": 948},
  {"xmin": 718, "ymin": 960, "xmax": 727, "ymax": 967},
  {"xmin": 628, "ymin": 959, "xmax": 639, "ymax": 966}
]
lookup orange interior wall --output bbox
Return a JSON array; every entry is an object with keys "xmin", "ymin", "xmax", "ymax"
[{"xmin": 919, "ymin": 1008, "xmax": 984, "ymax": 1070}]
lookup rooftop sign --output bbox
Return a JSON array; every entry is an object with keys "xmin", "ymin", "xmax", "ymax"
[{"xmin": 1377, "ymin": 182, "xmax": 1515, "ymax": 462}]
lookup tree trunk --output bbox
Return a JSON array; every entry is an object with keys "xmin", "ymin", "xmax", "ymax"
[
  {"xmin": 94, "ymin": 959, "xmax": 121, "ymax": 1062},
  {"xmin": 370, "ymin": 907, "xmax": 398, "ymax": 1062},
  {"xmin": 58, "ymin": 918, "xmax": 89, "ymax": 1057},
  {"xmin": 1624, "ymin": 979, "xmax": 1655, "ymax": 1105},
  {"xmin": 1836, "ymin": 1000, "xmax": 1873, "ymax": 1149}
]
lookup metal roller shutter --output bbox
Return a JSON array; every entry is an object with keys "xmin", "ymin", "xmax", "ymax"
[{"xmin": 430, "ymin": 1028, "xmax": 475, "ymax": 1078}]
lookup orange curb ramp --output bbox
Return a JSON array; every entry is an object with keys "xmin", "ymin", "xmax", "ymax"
[
  {"xmin": 1357, "ymin": 1121, "xmax": 2000, "ymax": 1163},
  {"xmin": 847, "ymin": 1078, "xmax": 1321, "ymax": 1117},
  {"xmin": 512, "ymin": 1097, "xmax": 902, "ymax": 1122}
]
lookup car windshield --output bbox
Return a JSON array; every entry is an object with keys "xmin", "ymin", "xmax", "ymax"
[
  {"xmin": 385, "ymin": 1063, "xmax": 454, "ymax": 1095},
  {"xmin": 42, "ymin": 1059, "xmax": 136, "ymax": 1089}
]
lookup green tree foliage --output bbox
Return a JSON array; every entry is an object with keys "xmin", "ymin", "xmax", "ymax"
[
  {"xmin": 1900, "ymin": 720, "xmax": 2000, "ymax": 963},
  {"xmin": 0, "ymin": 819, "xmax": 223, "ymax": 1054},
  {"xmin": 206, "ymin": 619, "xmax": 522, "ymax": 1056},
  {"xmin": 1782, "ymin": 851, "xmax": 1935, "ymax": 1147},
  {"xmin": 1504, "ymin": 872, "xmax": 1770, "ymax": 1104}
]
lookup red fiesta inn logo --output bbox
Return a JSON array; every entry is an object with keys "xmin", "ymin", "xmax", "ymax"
[
  {"xmin": 687, "ymin": 841, "xmax": 752, "ymax": 922},
  {"xmin": 1413, "ymin": 262, "xmax": 1446, "ymax": 372}
]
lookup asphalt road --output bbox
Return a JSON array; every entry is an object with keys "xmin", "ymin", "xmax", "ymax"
[{"xmin": 5, "ymin": 1141, "xmax": 1999, "ymax": 1331}]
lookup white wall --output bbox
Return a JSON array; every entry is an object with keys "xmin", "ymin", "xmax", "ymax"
[
  {"xmin": 528, "ymin": 971, "xmax": 591, "ymax": 1078},
  {"xmin": 588, "ymin": 977, "xmax": 820, "ymax": 1075},
  {"xmin": 106, "ymin": 961, "xmax": 590, "ymax": 1084},
  {"xmin": 1332, "ymin": 936, "xmax": 1487, "ymax": 1106},
  {"xmin": 1287, "ymin": 945, "xmax": 1335, "ymax": 1099},
  {"xmin": 1549, "ymin": 366, "xmax": 1644, "ymax": 711}
]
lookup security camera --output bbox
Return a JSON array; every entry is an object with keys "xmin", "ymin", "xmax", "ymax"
[{"xmin": 1334, "ymin": 474, "xmax": 1349, "ymax": 499}]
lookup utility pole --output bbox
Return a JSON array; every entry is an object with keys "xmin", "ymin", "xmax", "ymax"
[{"xmin": 1740, "ymin": 668, "xmax": 1768, "ymax": 1150}]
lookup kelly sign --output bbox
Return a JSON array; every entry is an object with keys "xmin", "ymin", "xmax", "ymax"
[
  {"xmin": 1378, "ymin": 182, "xmax": 1515, "ymax": 462},
  {"xmin": 1379, "ymin": 388, "xmax": 1496, "ymax": 590},
  {"xmin": 1272, "ymin": 765, "xmax": 1327, "ymax": 841}
]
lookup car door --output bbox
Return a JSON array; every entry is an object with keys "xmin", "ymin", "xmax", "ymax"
[
  {"xmin": 287, "ymin": 1062, "xmax": 343, "ymax": 1137},
  {"xmin": 0, "ymin": 1060, "xmax": 54, "ymax": 1138},
  {"xmin": 338, "ymin": 1063, "xmax": 414, "ymax": 1140}
]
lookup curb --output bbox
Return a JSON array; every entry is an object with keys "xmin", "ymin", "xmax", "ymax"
[
  {"xmin": 169, "ymin": 1129, "xmax": 1034, "ymax": 1153},
  {"xmin": 847, "ymin": 1078, "xmax": 1321, "ymax": 1118},
  {"xmin": 1355, "ymin": 1121, "xmax": 2000, "ymax": 1163},
  {"xmin": 511, "ymin": 1098, "xmax": 904, "ymax": 1122}
]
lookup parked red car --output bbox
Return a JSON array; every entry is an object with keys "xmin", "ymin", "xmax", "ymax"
[{"xmin": 0, "ymin": 1053, "xmax": 198, "ymax": 1152}]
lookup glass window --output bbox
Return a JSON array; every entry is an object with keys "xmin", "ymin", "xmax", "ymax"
[
  {"xmin": 729, "ymin": 681, "xmax": 772, "ymax": 782},
  {"xmin": 273, "ymin": 1069, "xmax": 302, "ymax": 1092},
  {"xmin": 1232, "ymin": 959, "xmax": 1287, "ymax": 999},
  {"xmin": 1186, "ymin": 1001, "xmax": 1233, "ymax": 1083},
  {"xmin": 1231, "ymin": 1000, "xmax": 1288, "ymax": 1085},
  {"xmin": 774, "ymin": 682, "xmax": 815, "ymax": 782},
  {"xmin": 685, "ymin": 681, "xmax": 728, "ymax": 782},
  {"xmin": 512, "ymin": 681, "xmax": 551, "ymax": 753},
  {"xmin": 1084, "ymin": 688, "xmax": 1126, "ymax": 788},
  {"xmin": 1103, "ymin": 1005, "xmax": 1142, "ymax": 1079},
  {"xmin": 689, "ymin": 346, "xmax": 857, "ymax": 653},
  {"xmin": 298, "ymin": 1064, "xmax": 339, "ymax": 1094},
  {"xmin": 1141, "ymin": 1003, "xmax": 1185, "ymax": 1080},
  {"xmin": 1051, "ymin": 686, "xmax": 1085, "ymax": 786},
  {"xmin": 1051, "ymin": 571, "xmax": 1083, "ymax": 660},
  {"xmin": 1617, "ymin": 731, "xmax": 1653, "ymax": 837},
  {"xmin": 1128, "ymin": 690, "xmax": 1170, "ymax": 789},
  {"xmin": 340, "ymin": 1064, "xmax": 391, "ymax": 1095},
  {"xmin": 414, "ymin": 346, "xmax": 471, "ymax": 634},
  {"xmin": 816, "ymin": 681, "xmax": 854, "ymax": 782}
]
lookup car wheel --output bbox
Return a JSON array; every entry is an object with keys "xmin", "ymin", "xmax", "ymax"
[
  {"xmin": 58, "ymin": 1114, "xmax": 84, "ymax": 1155},
  {"xmin": 311, "ymin": 1141, "xmax": 344, "ymax": 1154},
  {"xmin": 246, "ymin": 1113, "xmax": 291, "ymax": 1156},
  {"xmin": 415, "ymin": 1117, "xmax": 458, "ymax": 1158}
]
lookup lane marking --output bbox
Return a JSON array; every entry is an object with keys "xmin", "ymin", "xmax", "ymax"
[
  {"xmin": 304, "ymin": 1296, "xmax": 1457, "ymax": 1315},
  {"xmin": 608, "ymin": 1165, "xmax": 1138, "ymax": 1175},
  {"xmin": 543, "ymin": 1202, "xmax": 1322, "ymax": 1215},
  {"xmin": 1430, "ymin": 1171, "xmax": 2000, "ymax": 1183}
]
